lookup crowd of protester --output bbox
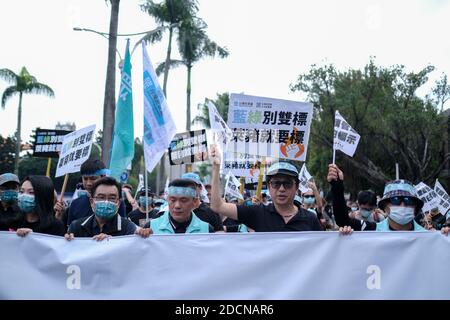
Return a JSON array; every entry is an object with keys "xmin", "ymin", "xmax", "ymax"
[{"xmin": 1, "ymin": 146, "xmax": 449, "ymax": 241}]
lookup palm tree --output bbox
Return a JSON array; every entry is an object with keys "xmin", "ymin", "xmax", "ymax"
[
  {"xmin": 102, "ymin": 0, "xmax": 120, "ymax": 167},
  {"xmin": 157, "ymin": 18, "xmax": 229, "ymax": 131},
  {"xmin": 0, "ymin": 67, "xmax": 54, "ymax": 175},
  {"xmin": 140, "ymin": 0, "xmax": 198, "ymax": 97},
  {"xmin": 192, "ymin": 92, "xmax": 230, "ymax": 128}
]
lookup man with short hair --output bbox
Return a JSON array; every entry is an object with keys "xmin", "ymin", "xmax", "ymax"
[
  {"xmin": 0, "ymin": 173, "xmax": 21, "ymax": 231},
  {"xmin": 210, "ymin": 145, "xmax": 322, "ymax": 232},
  {"xmin": 66, "ymin": 159, "xmax": 126, "ymax": 226},
  {"xmin": 65, "ymin": 177, "xmax": 151, "ymax": 240},
  {"xmin": 349, "ymin": 190, "xmax": 385, "ymax": 223},
  {"xmin": 149, "ymin": 179, "xmax": 214, "ymax": 234},
  {"xmin": 181, "ymin": 172, "xmax": 224, "ymax": 232}
]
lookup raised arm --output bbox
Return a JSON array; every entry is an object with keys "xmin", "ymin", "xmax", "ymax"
[
  {"xmin": 327, "ymin": 164, "xmax": 373, "ymax": 231},
  {"xmin": 210, "ymin": 144, "xmax": 238, "ymax": 220}
]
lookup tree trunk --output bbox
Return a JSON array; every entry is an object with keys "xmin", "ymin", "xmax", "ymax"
[
  {"xmin": 186, "ymin": 64, "xmax": 192, "ymax": 131},
  {"xmin": 14, "ymin": 92, "xmax": 23, "ymax": 176},
  {"xmin": 101, "ymin": 0, "xmax": 120, "ymax": 167},
  {"xmin": 162, "ymin": 27, "xmax": 173, "ymax": 97}
]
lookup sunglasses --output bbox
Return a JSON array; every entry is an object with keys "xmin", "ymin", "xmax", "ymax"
[
  {"xmin": 390, "ymin": 196, "xmax": 416, "ymax": 206},
  {"xmin": 303, "ymin": 195, "xmax": 315, "ymax": 199},
  {"xmin": 269, "ymin": 180, "xmax": 295, "ymax": 189}
]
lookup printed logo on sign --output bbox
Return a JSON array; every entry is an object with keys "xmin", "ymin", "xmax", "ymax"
[
  {"xmin": 366, "ymin": 265, "xmax": 381, "ymax": 290},
  {"xmin": 66, "ymin": 265, "xmax": 81, "ymax": 290}
]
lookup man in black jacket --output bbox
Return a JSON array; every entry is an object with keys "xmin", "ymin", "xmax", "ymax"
[{"xmin": 65, "ymin": 177, "xmax": 150, "ymax": 241}]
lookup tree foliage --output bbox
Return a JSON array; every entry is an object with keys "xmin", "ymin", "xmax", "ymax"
[{"xmin": 290, "ymin": 60, "xmax": 450, "ymax": 196}]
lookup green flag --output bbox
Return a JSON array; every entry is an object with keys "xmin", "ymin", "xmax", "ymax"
[{"xmin": 110, "ymin": 40, "xmax": 134, "ymax": 182}]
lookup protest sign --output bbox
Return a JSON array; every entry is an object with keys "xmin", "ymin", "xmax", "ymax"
[
  {"xmin": 333, "ymin": 111, "xmax": 361, "ymax": 161},
  {"xmin": 55, "ymin": 125, "xmax": 96, "ymax": 178},
  {"xmin": 33, "ymin": 128, "xmax": 72, "ymax": 158},
  {"xmin": 227, "ymin": 93, "xmax": 313, "ymax": 161},
  {"xmin": 414, "ymin": 182, "xmax": 440, "ymax": 212},
  {"xmin": 168, "ymin": 129, "xmax": 208, "ymax": 165},
  {"xmin": 298, "ymin": 164, "xmax": 313, "ymax": 193}
]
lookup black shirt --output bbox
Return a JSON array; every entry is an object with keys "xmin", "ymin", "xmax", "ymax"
[
  {"xmin": 223, "ymin": 217, "xmax": 243, "ymax": 233},
  {"xmin": 0, "ymin": 202, "xmax": 22, "ymax": 231},
  {"xmin": 128, "ymin": 208, "xmax": 160, "ymax": 226},
  {"xmin": 17, "ymin": 216, "xmax": 66, "ymax": 236},
  {"xmin": 194, "ymin": 202, "xmax": 224, "ymax": 231},
  {"xmin": 68, "ymin": 214, "xmax": 137, "ymax": 237},
  {"xmin": 237, "ymin": 203, "xmax": 322, "ymax": 232}
]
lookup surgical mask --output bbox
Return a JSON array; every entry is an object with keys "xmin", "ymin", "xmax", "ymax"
[
  {"xmin": 18, "ymin": 194, "xmax": 36, "ymax": 213},
  {"xmin": 303, "ymin": 197, "xmax": 315, "ymax": 205},
  {"xmin": 139, "ymin": 196, "xmax": 152, "ymax": 207},
  {"xmin": 360, "ymin": 209, "xmax": 372, "ymax": 218},
  {"xmin": 351, "ymin": 206, "xmax": 358, "ymax": 212},
  {"xmin": 0, "ymin": 190, "xmax": 18, "ymax": 203},
  {"xmin": 389, "ymin": 206, "xmax": 415, "ymax": 225},
  {"xmin": 94, "ymin": 201, "xmax": 117, "ymax": 219}
]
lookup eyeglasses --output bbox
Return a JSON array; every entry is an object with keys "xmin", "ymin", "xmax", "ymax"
[
  {"xmin": 390, "ymin": 196, "xmax": 415, "ymax": 206},
  {"xmin": 269, "ymin": 180, "xmax": 295, "ymax": 189},
  {"xmin": 93, "ymin": 195, "xmax": 119, "ymax": 202},
  {"xmin": 303, "ymin": 195, "xmax": 315, "ymax": 199}
]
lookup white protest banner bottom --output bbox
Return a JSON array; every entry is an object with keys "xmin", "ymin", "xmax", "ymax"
[{"xmin": 1, "ymin": 231, "xmax": 450, "ymax": 299}]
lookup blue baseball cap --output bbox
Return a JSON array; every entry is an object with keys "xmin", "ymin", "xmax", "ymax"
[
  {"xmin": 0, "ymin": 173, "xmax": 20, "ymax": 186},
  {"xmin": 266, "ymin": 162, "xmax": 299, "ymax": 178},
  {"xmin": 181, "ymin": 172, "xmax": 202, "ymax": 185}
]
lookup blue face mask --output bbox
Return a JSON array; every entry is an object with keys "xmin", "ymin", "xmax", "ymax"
[
  {"xmin": 303, "ymin": 197, "xmax": 315, "ymax": 205},
  {"xmin": 139, "ymin": 196, "xmax": 152, "ymax": 207},
  {"xmin": 18, "ymin": 194, "xmax": 36, "ymax": 213},
  {"xmin": 389, "ymin": 206, "xmax": 415, "ymax": 225},
  {"xmin": 360, "ymin": 209, "xmax": 372, "ymax": 218},
  {"xmin": 0, "ymin": 190, "xmax": 18, "ymax": 203},
  {"xmin": 94, "ymin": 201, "xmax": 117, "ymax": 219}
]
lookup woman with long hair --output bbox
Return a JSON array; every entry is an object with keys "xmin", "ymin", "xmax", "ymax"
[{"xmin": 16, "ymin": 175, "xmax": 66, "ymax": 237}]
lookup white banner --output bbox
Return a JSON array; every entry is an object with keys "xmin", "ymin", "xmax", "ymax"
[
  {"xmin": 227, "ymin": 93, "xmax": 313, "ymax": 161},
  {"xmin": 142, "ymin": 43, "xmax": 177, "ymax": 173},
  {"xmin": 1, "ymin": 231, "xmax": 450, "ymax": 299},
  {"xmin": 55, "ymin": 124, "xmax": 96, "ymax": 177},
  {"xmin": 298, "ymin": 164, "xmax": 313, "ymax": 193},
  {"xmin": 434, "ymin": 180, "xmax": 450, "ymax": 216},
  {"xmin": 414, "ymin": 182, "xmax": 440, "ymax": 212},
  {"xmin": 224, "ymin": 171, "xmax": 244, "ymax": 200},
  {"xmin": 333, "ymin": 110, "xmax": 360, "ymax": 157}
]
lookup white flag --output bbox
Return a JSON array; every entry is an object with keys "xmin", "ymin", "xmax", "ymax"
[
  {"xmin": 298, "ymin": 164, "xmax": 313, "ymax": 193},
  {"xmin": 142, "ymin": 43, "xmax": 177, "ymax": 173},
  {"xmin": 225, "ymin": 171, "xmax": 244, "ymax": 200},
  {"xmin": 414, "ymin": 182, "xmax": 440, "ymax": 213},
  {"xmin": 333, "ymin": 111, "xmax": 360, "ymax": 157},
  {"xmin": 434, "ymin": 180, "xmax": 450, "ymax": 217},
  {"xmin": 208, "ymin": 101, "xmax": 232, "ymax": 146}
]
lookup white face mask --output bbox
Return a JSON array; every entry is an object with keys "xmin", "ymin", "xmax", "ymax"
[{"xmin": 389, "ymin": 206, "xmax": 415, "ymax": 225}]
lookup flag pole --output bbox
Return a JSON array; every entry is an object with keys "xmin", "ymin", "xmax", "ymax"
[
  {"xmin": 45, "ymin": 158, "xmax": 52, "ymax": 177},
  {"xmin": 59, "ymin": 174, "xmax": 69, "ymax": 202},
  {"xmin": 332, "ymin": 148, "xmax": 336, "ymax": 165},
  {"xmin": 144, "ymin": 150, "xmax": 149, "ymax": 222},
  {"xmin": 256, "ymin": 157, "xmax": 266, "ymax": 198}
]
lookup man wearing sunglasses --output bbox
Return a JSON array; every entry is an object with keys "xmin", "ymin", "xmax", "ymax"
[
  {"xmin": 327, "ymin": 164, "xmax": 425, "ymax": 232},
  {"xmin": 210, "ymin": 145, "xmax": 322, "ymax": 232}
]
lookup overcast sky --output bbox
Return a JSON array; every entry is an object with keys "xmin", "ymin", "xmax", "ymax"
[{"xmin": 1, "ymin": 0, "xmax": 449, "ymax": 144}]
